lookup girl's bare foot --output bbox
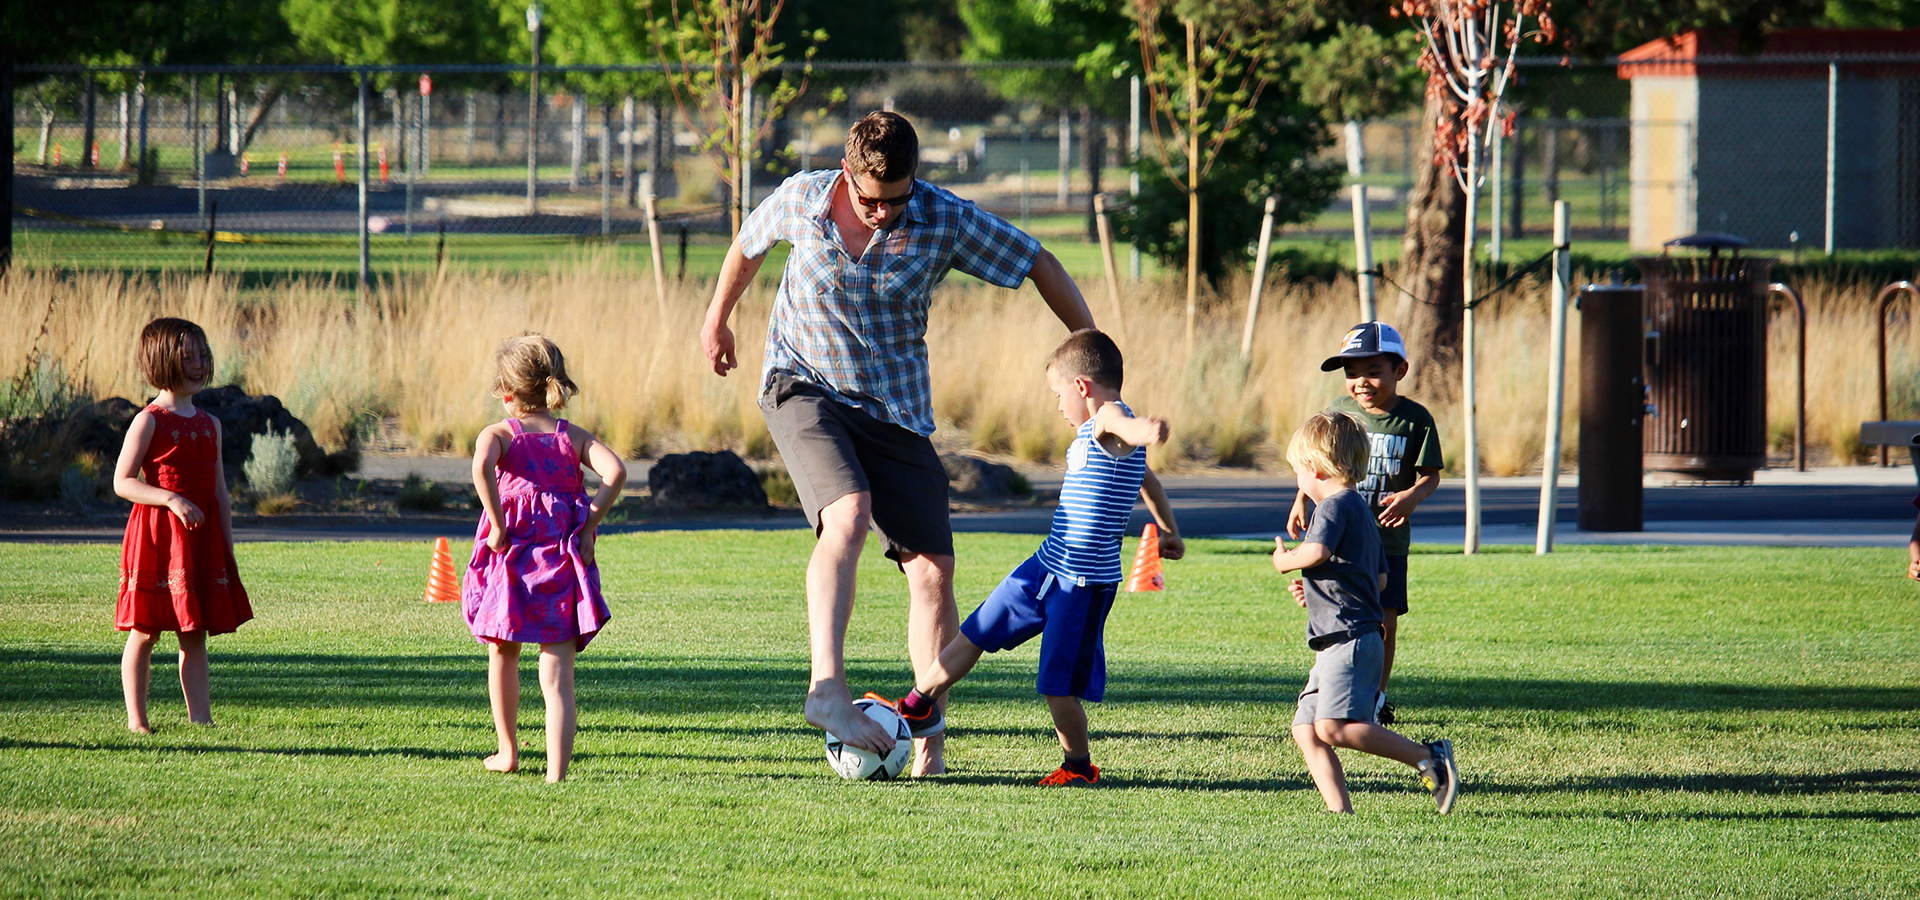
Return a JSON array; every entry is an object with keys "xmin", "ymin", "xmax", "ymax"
[
  {"xmin": 545, "ymin": 771, "xmax": 566, "ymax": 784},
  {"xmin": 483, "ymin": 752, "xmax": 518, "ymax": 773},
  {"xmin": 128, "ymin": 722, "xmax": 153, "ymax": 735}
]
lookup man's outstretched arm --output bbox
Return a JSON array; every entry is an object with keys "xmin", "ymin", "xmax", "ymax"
[
  {"xmin": 1026, "ymin": 248, "xmax": 1095, "ymax": 333},
  {"xmin": 701, "ymin": 241, "xmax": 768, "ymax": 376}
]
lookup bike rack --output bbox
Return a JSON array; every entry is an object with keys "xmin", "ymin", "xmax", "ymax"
[
  {"xmin": 1877, "ymin": 281, "xmax": 1920, "ymax": 466},
  {"xmin": 1767, "ymin": 283, "xmax": 1807, "ymax": 472}
]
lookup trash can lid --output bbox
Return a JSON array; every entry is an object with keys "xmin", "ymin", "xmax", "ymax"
[{"xmin": 1663, "ymin": 232, "xmax": 1748, "ymax": 251}]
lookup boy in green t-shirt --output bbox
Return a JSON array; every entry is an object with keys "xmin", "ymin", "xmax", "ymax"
[{"xmin": 1287, "ymin": 322, "xmax": 1442, "ymax": 724}]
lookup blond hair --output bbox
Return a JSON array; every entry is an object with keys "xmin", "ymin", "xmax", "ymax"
[
  {"xmin": 1286, "ymin": 412, "xmax": 1370, "ymax": 485},
  {"xmin": 490, "ymin": 333, "xmax": 577, "ymax": 412}
]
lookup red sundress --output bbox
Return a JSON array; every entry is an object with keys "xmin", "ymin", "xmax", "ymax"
[{"xmin": 116, "ymin": 404, "xmax": 252, "ymax": 634}]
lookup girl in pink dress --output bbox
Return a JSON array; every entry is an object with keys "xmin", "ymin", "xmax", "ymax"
[
  {"xmin": 112, "ymin": 317, "xmax": 252, "ymax": 733},
  {"xmin": 464, "ymin": 333, "xmax": 627, "ymax": 782}
]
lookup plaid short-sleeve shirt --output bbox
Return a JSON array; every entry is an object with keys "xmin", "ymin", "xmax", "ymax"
[{"xmin": 737, "ymin": 169, "xmax": 1042, "ymax": 436}]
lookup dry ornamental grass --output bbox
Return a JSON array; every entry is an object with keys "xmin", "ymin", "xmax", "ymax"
[{"xmin": 3, "ymin": 262, "xmax": 1912, "ymax": 474}]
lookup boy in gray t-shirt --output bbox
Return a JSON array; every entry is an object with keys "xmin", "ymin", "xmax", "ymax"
[{"xmin": 1272, "ymin": 412, "xmax": 1459, "ymax": 814}]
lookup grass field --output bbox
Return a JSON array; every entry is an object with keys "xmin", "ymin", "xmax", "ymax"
[{"xmin": 1, "ymin": 532, "xmax": 1916, "ymax": 898}]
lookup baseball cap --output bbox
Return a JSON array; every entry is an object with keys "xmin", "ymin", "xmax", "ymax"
[{"xmin": 1320, "ymin": 322, "xmax": 1408, "ymax": 371}]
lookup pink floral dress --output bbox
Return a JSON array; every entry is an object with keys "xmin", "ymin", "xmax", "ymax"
[{"xmin": 461, "ymin": 418, "xmax": 610, "ymax": 649}]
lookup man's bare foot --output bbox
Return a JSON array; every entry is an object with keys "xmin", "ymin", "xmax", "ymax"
[
  {"xmin": 483, "ymin": 752, "xmax": 518, "ymax": 773},
  {"xmin": 911, "ymin": 733, "xmax": 946, "ymax": 776},
  {"xmin": 805, "ymin": 687, "xmax": 896, "ymax": 754}
]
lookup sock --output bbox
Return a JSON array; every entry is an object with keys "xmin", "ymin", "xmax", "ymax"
[
  {"xmin": 1062, "ymin": 754, "xmax": 1095, "ymax": 777},
  {"xmin": 899, "ymin": 688, "xmax": 934, "ymax": 718}
]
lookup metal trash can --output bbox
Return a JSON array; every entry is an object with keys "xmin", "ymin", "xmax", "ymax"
[
  {"xmin": 1635, "ymin": 233, "xmax": 1773, "ymax": 483},
  {"xmin": 1578, "ymin": 282, "xmax": 1647, "ymax": 532}
]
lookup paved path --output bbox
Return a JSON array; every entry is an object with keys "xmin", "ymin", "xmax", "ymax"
[{"xmin": 7, "ymin": 462, "xmax": 1911, "ymax": 548}]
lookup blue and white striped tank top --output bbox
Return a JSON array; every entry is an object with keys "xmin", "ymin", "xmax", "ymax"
[{"xmin": 1036, "ymin": 402, "xmax": 1149, "ymax": 585}]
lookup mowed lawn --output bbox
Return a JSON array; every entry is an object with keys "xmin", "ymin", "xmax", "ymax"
[{"xmin": 1, "ymin": 532, "xmax": 1916, "ymax": 898}]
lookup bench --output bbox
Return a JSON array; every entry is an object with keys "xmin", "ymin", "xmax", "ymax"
[{"xmin": 1859, "ymin": 420, "xmax": 1920, "ymax": 483}]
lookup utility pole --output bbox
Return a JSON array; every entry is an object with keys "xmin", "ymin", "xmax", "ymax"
[{"xmin": 526, "ymin": 3, "xmax": 543, "ymax": 214}]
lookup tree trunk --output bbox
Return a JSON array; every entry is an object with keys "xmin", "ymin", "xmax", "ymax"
[
  {"xmin": 1395, "ymin": 89, "xmax": 1468, "ymax": 392},
  {"xmin": 238, "ymin": 85, "xmax": 283, "ymax": 157}
]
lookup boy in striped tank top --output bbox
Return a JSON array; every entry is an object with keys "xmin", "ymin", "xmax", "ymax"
[{"xmin": 878, "ymin": 330, "xmax": 1181, "ymax": 785}]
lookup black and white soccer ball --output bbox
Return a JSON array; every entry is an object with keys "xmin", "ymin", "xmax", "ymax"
[{"xmin": 824, "ymin": 697, "xmax": 913, "ymax": 781}]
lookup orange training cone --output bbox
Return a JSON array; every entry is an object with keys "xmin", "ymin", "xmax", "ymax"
[
  {"xmin": 425, "ymin": 536, "xmax": 461, "ymax": 603},
  {"xmin": 1126, "ymin": 523, "xmax": 1164, "ymax": 592}
]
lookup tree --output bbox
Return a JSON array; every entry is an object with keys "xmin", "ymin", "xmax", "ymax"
[
  {"xmin": 1385, "ymin": 0, "xmax": 1832, "ymax": 379},
  {"xmin": 1401, "ymin": 0, "xmax": 1556, "ymax": 554},
  {"xmin": 650, "ymin": 0, "xmax": 825, "ymax": 235},
  {"xmin": 283, "ymin": 0, "xmax": 510, "ymax": 75},
  {"xmin": 1129, "ymin": 0, "xmax": 1303, "ymax": 345},
  {"xmin": 1117, "ymin": 86, "xmax": 1341, "ymax": 287}
]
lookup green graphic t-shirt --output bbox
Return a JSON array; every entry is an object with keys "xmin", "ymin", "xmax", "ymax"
[{"xmin": 1327, "ymin": 395, "xmax": 1444, "ymax": 555}]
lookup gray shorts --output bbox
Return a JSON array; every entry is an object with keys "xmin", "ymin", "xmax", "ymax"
[
  {"xmin": 758, "ymin": 373, "xmax": 953, "ymax": 562},
  {"xmin": 1292, "ymin": 631, "xmax": 1385, "ymax": 726}
]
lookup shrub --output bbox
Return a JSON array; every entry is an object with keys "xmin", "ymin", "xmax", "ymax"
[
  {"xmin": 396, "ymin": 473, "xmax": 448, "ymax": 511},
  {"xmin": 758, "ymin": 466, "xmax": 799, "ymax": 508},
  {"xmin": 254, "ymin": 493, "xmax": 300, "ymax": 516},
  {"xmin": 57, "ymin": 462, "xmax": 96, "ymax": 511},
  {"xmin": 244, "ymin": 431, "xmax": 300, "ymax": 499}
]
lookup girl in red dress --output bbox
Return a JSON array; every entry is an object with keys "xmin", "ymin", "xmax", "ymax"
[{"xmin": 111, "ymin": 318, "xmax": 252, "ymax": 733}]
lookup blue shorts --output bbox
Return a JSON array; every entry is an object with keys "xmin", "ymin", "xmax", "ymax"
[
  {"xmin": 960, "ymin": 555, "xmax": 1118, "ymax": 702},
  {"xmin": 1381, "ymin": 554, "xmax": 1409, "ymax": 613}
]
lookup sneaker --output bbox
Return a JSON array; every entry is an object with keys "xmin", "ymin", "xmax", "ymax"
[
  {"xmin": 1376, "ymin": 692, "xmax": 1396, "ymax": 725},
  {"xmin": 1037, "ymin": 764, "xmax": 1100, "ymax": 787},
  {"xmin": 1417, "ymin": 739, "xmax": 1458, "ymax": 814},
  {"xmin": 863, "ymin": 692, "xmax": 945, "ymax": 738}
]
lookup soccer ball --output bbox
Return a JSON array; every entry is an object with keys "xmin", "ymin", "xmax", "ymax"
[{"xmin": 824, "ymin": 697, "xmax": 913, "ymax": 781}]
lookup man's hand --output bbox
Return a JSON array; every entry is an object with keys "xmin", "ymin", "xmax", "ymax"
[
  {"xmin": 1378, "ymin": 488, "xmax": 1421, "ymax": 528},
  {"xmin": 1289, "ymin": 578, "xmax": 1306, "ymax": 608},
  {"xmin": 702, "ymin": 318, "xmax": 737, "ymax": 377},
  {"xmin": 1158, "ymin": 531, "xmax": 1185, "ymax": 561}
]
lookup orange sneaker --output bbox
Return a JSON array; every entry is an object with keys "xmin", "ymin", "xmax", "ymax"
[{"xmin": 1037, "ymin": 764, "xmax": 1100, "ymax": 787}]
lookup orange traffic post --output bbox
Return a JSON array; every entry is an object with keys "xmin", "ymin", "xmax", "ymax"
[
  {"xmin": 425, "ymin": 536, "xmax": 461, "ymax": 603},
  {"xmin": 1126, "ymin": 523, "xmax": 1164, "ymax": 592}
]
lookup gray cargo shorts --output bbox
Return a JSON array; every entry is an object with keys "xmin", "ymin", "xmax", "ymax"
[{"xmin": 758, "ymin": 373, "xmax": 953, "ymax": 562}]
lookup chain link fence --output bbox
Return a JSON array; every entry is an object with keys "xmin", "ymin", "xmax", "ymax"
[
  {"xmin": 12, "ymin": 55, "xmax": 1920, "ymax": 281},
  {"xmin": 9, "ymin": 61, "xmax": 1131, "ymax": 283}
]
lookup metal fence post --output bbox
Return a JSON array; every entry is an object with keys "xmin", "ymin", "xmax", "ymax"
[
  {"xmin": 136, "ymin": 75, "xmax": 149, "ymax": 185},
  {"xmin": 1825, "ymin": 59, "xmax": 1837, "ymax": 254},
  {"xmin": 600, "ymin": 101, "xmax": 612, "ymax": 236},
  {"xmin": 192, "ymin": 75, "xmax": 205, "ymax": 220},
  {"xmin": 527, "ymin": 10, "xmax": 542, "ymax": 214},
  {"xmin": 1345, "ymin": 121, "xmax": 1375, "ymax": 321},
  {"xmin": 357, "ymin": 70, "xmax": 372, "ymax": 296},
  {"xmin": 739, "ymin": 75, "xmax": 754, "ymax": 227},
  {"xmin": 1489, "ymin": 104, "xmax": 1503, "ymax": 263},
  {"xmin": 1057, "ymin": 106, "xmax": 1070, "ymax": 207},
  {"xmin": 622, "ymin": 95, "xmax": 636, "ymax": 206}
]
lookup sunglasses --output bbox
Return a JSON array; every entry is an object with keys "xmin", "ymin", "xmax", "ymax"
[{"xmin": 844, "ymin": 166, "xmax": 914, "ymax": 209}]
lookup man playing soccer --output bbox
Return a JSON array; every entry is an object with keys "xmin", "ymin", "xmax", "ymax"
[{"xmin": 700, "ymin": 111, "xmax": 1098, "ymax": 773}]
